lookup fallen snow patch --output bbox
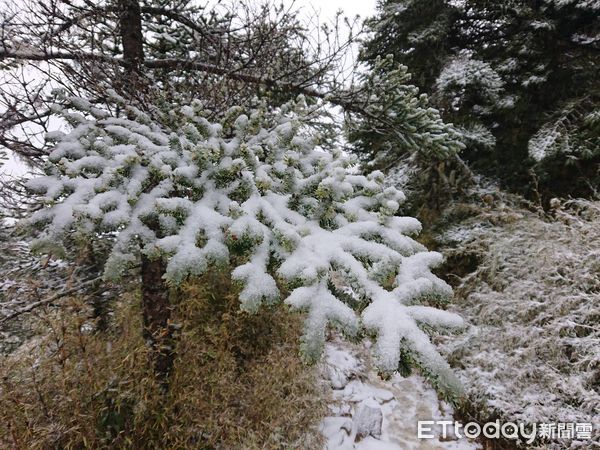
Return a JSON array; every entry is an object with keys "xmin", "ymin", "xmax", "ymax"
[{"xmin": 320, "ymin": 337, "xmax": 480, "ymax": 450}]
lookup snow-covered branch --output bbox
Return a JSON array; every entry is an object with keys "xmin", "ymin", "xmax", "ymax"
[{"xmin": 24, "ymin": 93, "xmax": 464, "ymax": 392}]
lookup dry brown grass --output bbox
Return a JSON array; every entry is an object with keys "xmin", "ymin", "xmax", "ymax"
[{"xmin": 0, "ymin": 270, "xmax": 325, "ymax": 449}]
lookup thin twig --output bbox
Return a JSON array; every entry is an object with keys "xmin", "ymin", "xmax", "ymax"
[{"xmin": 1, "ymin": 276, "xmax": 101, "ymax": 323}]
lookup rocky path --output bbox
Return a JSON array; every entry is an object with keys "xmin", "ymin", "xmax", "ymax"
[{"xmin": 319, "ymin": 338, "xmax": 481, "ymax": 450}]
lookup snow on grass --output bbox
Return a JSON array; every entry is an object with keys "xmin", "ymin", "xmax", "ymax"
[{"xmin": 438, "ymin": 198, "xmax": 600, "ymax": 448}]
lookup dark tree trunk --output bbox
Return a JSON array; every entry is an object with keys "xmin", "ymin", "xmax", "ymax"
[
  {"xmin": 83, "ymin": 242, "xmax": 110, "ymax": 332},
  {"xmin": 118, "ymin": 0, "xmax": 144, "ymax": 67},
  {"xmin": 118, "ymin": 0, "xmax": 147, "ymax": 97},
  {"xmin": 140, "ymin": 254, "xmax": 174, "ymax": 389},
  {"xmin": 118, "ymin": 0, "xmax": 174, "ymax": 389}
]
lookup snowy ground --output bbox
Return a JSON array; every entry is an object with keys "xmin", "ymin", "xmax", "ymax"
[
  {"xmin": 437, "ymin": 199, "xmax": 600, "ymax": 448},
  {"xmin": 320, "ymin": 337, "xmax": 481, "ymax": 450}
]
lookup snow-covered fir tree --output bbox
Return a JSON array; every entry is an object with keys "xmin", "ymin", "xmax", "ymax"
[
  {"xmin": 25, "ymin": 92, "xmax": 465, "ymax": 393},
  {"xmin": 361, "ymin": 0, "xmax": 458, "ymax": 91},
  {"xmin": 361, "ymin": 0, "xmax": 600, "ymax": 198},
  {"xmin": 347, "ymin": 55, "xmax": 465, "ymax": 171},
  {"xmin": 346, "ymin": 55, "xmax": 470, "ymax": 211}
]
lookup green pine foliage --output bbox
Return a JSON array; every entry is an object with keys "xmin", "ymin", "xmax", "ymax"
[
  {"xmin": 346, "ymin": 56, "xmax": 465, "ymax": 172},
  {"xmin": 24, "ymin": 91, "xmax": 465, "ymax": 393},
  {"xmin": 361, "ymin": 0, "xmax": 600, "ymax": 199}
]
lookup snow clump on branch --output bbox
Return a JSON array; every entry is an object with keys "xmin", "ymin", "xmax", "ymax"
[{"xmin": 25, "ymin": 92, "xmax": 464, "ymax": 394}]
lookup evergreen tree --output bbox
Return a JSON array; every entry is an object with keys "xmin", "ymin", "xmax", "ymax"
[
  {"xmin": 139, "ymin": 0, "xmax": 323, "ymax": 114},
  {"xmin": 24, "ymin": 92, "xmax": 465, "ymax": 393},
  {"xmin": 362, "ymin": 0, "xmax": 460, "ymax": 90},
  {"xmin": 362, "ymin": 0, "xmax": 600, "ymax": 199},
  {"xmin": 0, "ymin": 0, "xmax": 346, "ymax": 161},
  {"xmin": 345, "ymin": 56, "xmax": 470, "ymax": 211},
  {"xmin": 0, "ymin": 0, "xmax": 472, "ymax": 393}
]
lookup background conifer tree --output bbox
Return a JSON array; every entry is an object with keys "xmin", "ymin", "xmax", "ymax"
[{"xmin": 361, "ymin": 0, "xmax": 600, "ymax": 199}]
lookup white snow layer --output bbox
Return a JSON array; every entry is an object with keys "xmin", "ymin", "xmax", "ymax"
[
  {"xmin": 438, "ymin": 198, "xmax": 600, "ymax": 447},
  {"xmin": 320, "ymin": 337, "xmax": 481, "ymax": 450},
  {"xmin": 26, "ymin": 94, "xmax": 464, "ymax": 386}
]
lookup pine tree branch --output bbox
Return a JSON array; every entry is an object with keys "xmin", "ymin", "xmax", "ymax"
[
  {"xmin": 0, "ymin": 49, "xmax": 123, "ymax": 65},
  {"xmin": 41, "ymin": 5, "xmax": 223, "ymax": 46},
  {"xmin": 0, "ymin": 108, "xmax": 52, "ymax": 131},
  {"xmin": 0, "ymin": 49, "xmax": 352, "ymax": 111},
  {"xmin": 0, "ymin": 50, "xmax": 472, "ymax": 179}
]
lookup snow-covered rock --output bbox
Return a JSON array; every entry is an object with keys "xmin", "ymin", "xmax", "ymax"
[
  {"xmin": 354, "ymin": 399, "xmax": 383, "ymax": 439},
  {"xmin": 344, "ymin": 380, "xmax": 394, "ymax": 404},
  {"xmin": 320, "ymin": 417, "xmax": 353, "ymax": 441},
  {"xmin": 325, "ymin": 344, "xmax": 363, "ymax": 389},
  {"xmin": 320, "ymin": 337, "xmax": 480, "ymax": 450}
]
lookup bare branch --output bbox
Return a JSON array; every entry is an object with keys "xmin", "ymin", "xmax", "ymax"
[{"xmin": 0, "ymin": 277, "xmax": 101, "ymax": 323}]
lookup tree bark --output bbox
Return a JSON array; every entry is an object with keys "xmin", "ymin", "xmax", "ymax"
[
  {"xmin": 118, "ymin": 0, "xmax": 146, "ymax": 97},
  {"xmin": 140, "ymin": 254, "xmax": 174, "ymax": 389},
  {"xmin": 82, "ymin": 242, "xmax": 110, "ymax": 332},
  {"xmin": 118, "ymin": 0, "xmax": 144, "ymax": 67},
  {"xmin": 117, "ymin": 0, "xmax": 174, "ymax": 388}
]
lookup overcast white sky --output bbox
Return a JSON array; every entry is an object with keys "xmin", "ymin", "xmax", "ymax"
[
  {"xmin": 293, "ymin": 0, "xmax": 377, "ymax": 20},
  {"xmin": 0, "ymin": 0, "xmax": 378, "ymax": 177}
]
